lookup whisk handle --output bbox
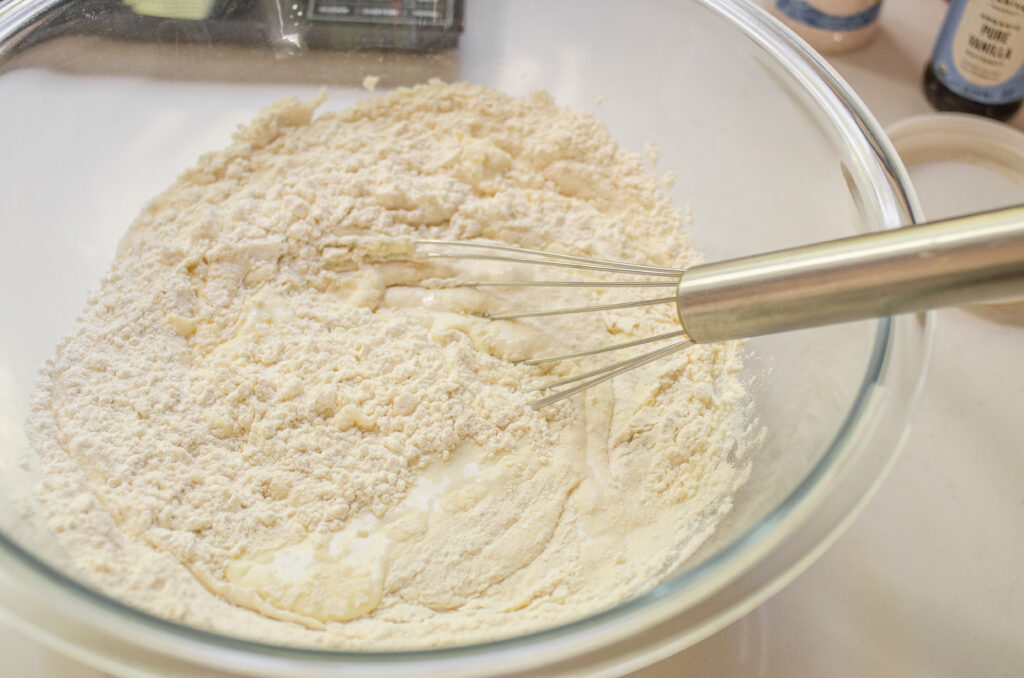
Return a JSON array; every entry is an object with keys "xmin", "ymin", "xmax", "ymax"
[{"xmin": 676, "ymin": 204, "xmax": 1024, "ymax": 343}]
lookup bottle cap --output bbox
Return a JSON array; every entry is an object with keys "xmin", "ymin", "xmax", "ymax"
[{"xmin": 887, "ymin": 113, "xmax": 1024, "ymax": 321}]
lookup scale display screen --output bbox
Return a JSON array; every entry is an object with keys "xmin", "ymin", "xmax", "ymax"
[{"xmin": 309, "ymin": 0, "xmax": 457, "ymax": 28}]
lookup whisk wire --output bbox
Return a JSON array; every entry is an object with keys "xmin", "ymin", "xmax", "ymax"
[
  {"xmin": 487, "ymin": 296, "xmax": 676, "ymax": 320},
  {"xmin": 528, "ymin": 338, "xmax": 695, "ymax": 409},
  {"xmin": 453, "ymin": 280, "xmax": 676, "ymax": 288},
  {"xmin": 415, "ymin": 239, "xmax": 684, "ymax": 275},
  {"xmin": 521, "ymin": 329, "xmax": 687, "ymax": 365},
  {"xmin": 424, "ymin": 252, "xmax": 683, "ymax": 277},
  {"xmin": 414, "ymin": 239, "xmax": 692, "ymax": 408}
]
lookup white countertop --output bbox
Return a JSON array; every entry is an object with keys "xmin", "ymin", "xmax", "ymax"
[{"xmin": 3, "ymin": 1, "xmax": 1022, "ymax": 676}]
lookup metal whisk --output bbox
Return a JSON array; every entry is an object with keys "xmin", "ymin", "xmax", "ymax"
[{"xmin": 418, "ymin": 205, "xmax": 1024, "ymax": 408}]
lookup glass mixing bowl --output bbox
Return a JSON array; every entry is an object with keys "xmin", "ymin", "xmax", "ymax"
[{"xmin": 0, "ymin": 0, "xmax": 930, "ymax": 675}]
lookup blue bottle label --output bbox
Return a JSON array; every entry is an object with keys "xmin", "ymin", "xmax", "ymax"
[
  {"xmin": 774, "ymin": 0, "xmax": 882, "ymax": 32},
  {"xmin": 932, "ymin": 0, "xmax": 1024, "ymax": 104}
]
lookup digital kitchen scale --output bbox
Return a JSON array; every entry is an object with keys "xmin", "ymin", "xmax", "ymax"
[{"xmin": 21, "ymin": 0, "xmax": 464, "ymax": 53}]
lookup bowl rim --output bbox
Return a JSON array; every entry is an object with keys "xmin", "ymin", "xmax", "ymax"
[{"xmin": 0, "ymin": 0, "xmax": 929, "ymax": 673}]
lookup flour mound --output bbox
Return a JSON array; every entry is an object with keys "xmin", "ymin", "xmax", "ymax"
[{"xmin": 28, "ymin": 81, "xmax": 750, "ymax": 649}]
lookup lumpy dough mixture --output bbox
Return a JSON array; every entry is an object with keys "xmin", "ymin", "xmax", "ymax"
[{"xmin": 28, "ymin": 81, "xmax": 750, "ymax": 649}]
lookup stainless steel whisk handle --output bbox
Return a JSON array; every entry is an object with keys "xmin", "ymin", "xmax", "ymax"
[{"xmin": 676, "ymin": 205, "xmax": 1024, "ymax": 343}]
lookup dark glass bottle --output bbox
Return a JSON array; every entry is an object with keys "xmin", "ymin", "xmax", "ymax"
[
  {"xmin": 923, "ymin": 0, "xmax": 1024, "ymax": 121},
  {"xmin": 923, "ymin": 61, "xmax": 1022, "ymax": 121}
]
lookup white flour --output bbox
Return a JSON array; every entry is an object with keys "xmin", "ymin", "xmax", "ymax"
[{"xmin": 28, "ymin": 81, "xmax": 751, "ymax": 649}]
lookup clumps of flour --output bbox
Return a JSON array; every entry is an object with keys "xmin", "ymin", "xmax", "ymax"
[{"xmin": 28, "ymin": 81, "xmax": 751, "ymax": 649}]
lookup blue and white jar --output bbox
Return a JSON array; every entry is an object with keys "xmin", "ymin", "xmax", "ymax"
[{"xmin": 770, "ymin": 0, "xmax": 884, "ymax": 53}]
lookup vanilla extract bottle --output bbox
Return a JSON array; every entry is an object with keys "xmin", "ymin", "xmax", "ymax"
[{"xmin": 924, "ymin": 0, "xmax": 1024, "ymax": 121}]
